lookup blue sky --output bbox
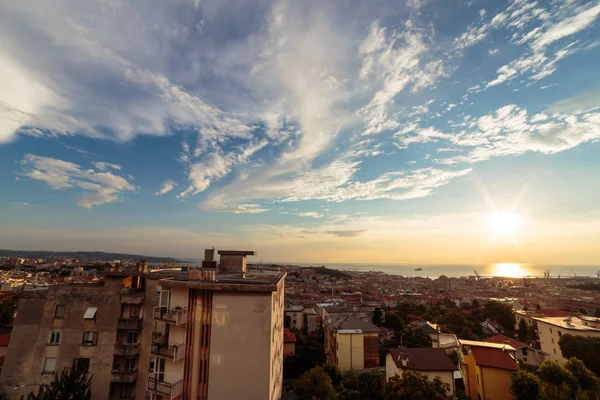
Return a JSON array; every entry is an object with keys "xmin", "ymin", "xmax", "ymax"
[{"xmin": 1, "ymin": 0, "xmax": 600, "ymax": 265}]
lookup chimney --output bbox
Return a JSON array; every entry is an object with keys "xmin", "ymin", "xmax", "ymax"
[
  {"xmin": 217, "ymin": 250, "xmax": 256, "ymax": 274},
  {"xmin": 189, "ymin": 269, "xmax": 202, "ymax": 280},
  {"xmin": 200, "ymin": 248, "xmax": 217, "ymax": 281}
]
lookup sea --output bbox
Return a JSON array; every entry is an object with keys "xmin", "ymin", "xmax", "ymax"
[{"xmin": 277, "ymin": 262, "xmax": 600, "ymax": 278}]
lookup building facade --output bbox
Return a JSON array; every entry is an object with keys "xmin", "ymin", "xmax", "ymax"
[
  {"xmin": 324, "ymin": 315, "xmax": 379, "ymax": 372},
  {"xmin": 0, "ymin": 249, "xmax": 286, "ymax": 400},
  {"xmin": 533, "ymin": 315, "xmax": 600, "ymax": 362}
]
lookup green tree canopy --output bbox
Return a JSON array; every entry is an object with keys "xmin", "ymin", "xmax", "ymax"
[
  {"xmin": 294, "ymin": 366, "xmax": 337, "ymax": 400},
  {"xmin": 482, "ymin": 300, "xmax": 516, "ymax": 332},
  {"xmin": 373, "ymin": 307, "xmax": 384, "ymax": 326},
  {"xmin": 559, "ymin": 334, "xmax": 600, "ymax": 376},
  {"xmin": 357, "ymin": 370, "xmax": 385, "ymax": 400},
  {"xmin": 510, "ymin": 370, "xmax": 543, "ymax": 400},
  {"xmin": 384, "ymin": 371, "xmax": 452, "ymax": 400},
  {"xmin": 22, "ymin": 363, "xmax": 91, "ymax": 400}
]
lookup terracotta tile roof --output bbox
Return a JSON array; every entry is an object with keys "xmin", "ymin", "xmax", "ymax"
[
  {"xmin": 484, "ymin": 334, "xmax": 527, "ymax": 349},
  {"xmin": 283, "ymin": 329, "xmax": 297, "ymax": 343},
  {"xmin": 539, "ymin": 309, "xmax": 576, "ymax": 318},
  {"xmin": 389, "ymin": 348, "xmax": 457, "ymax": 371},
  {"xmin": 470, "ymin": 347, "xmax": 519, "ymax": 371},
  {"xmin": 0, "ymin": 333, "xmax": 10, "ymax": 347}
]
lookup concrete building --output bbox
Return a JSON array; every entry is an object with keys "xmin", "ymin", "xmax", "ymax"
[
  {"xmin": 0, "ymin": 249, "xmax": 286, "ymax": 400},
  {"xmin": 303, "ymin": 308, "xmax": 318, "ymax": 332},
  {"xmin": 284, "ymin": 305, "xmax": 304, "ymax": 330},
  {"xmin": 0, "ymin": 269, "xmax": 154, "ymax": 400},
  {"xmin": 324, "ymin": 315, "xmax": 379, "ymax": 372},
  {"xmin": 385, "ymin": 348, "xmax": 457, "ymax": 395},
  {"xmin": 459, "ymin": 340, "xmax": 518, "ymax": 400},
  {"xmin": 484, "ymin": 334, "xmax": 546, "ymax": 367},
  {"xmin": 532, "ymin": 315, "xmax": 600, "ymax": 362},
  {"xmin": 149, "ymin": 249, "xmax": 286, "ymax": 400}
]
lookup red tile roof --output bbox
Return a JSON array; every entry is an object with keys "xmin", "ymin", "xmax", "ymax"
[
  {"xmin": 539, "ymin": 309, "xmax": 576, "ymax": 318},
  {"xmin": 471, "ymin": 347, "xmax": 519, "ymax": 371},
  {"xmin": 389, "ymin": 348, "xmax": 457, "ymax": 372},
  {"xmin": 485, "ymin": 334, "xmax": 527, "ymax": 349},
  {"xmin": 0, "ymin": 333, "xmax": 10, "ymax": 347},
  {"xmin": 283, "ymin": 329, "xmax": 297, "ymax": 343}
]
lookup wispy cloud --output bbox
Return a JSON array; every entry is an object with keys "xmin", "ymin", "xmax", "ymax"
[
  {"xmin": 280, "ymin": 211, "xmax": 324, "ymax": 218},
  {"xmin": 324, "ymin": 230, "xmax": 367, "ymax": 237},
  {"xmin": 155, "ymin": 180, "xmax": 177, "ymax": 196},
  {"xmin": 20, "ymin": 154, "xmax": 136, "ymax": 208}
]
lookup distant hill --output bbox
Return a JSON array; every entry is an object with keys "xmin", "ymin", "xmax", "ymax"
[{"xmin": 0, "ymin": 249, "xmax": 187, "ymax": 264}]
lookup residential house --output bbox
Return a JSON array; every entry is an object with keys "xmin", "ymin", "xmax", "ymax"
[
  {"xmin": 386, "ymin": 347, "xmax": 457, "ymax": 395},
  {"xmin": 485, "ymin": 334, "xmax": 546, "ymax": 366},
  {"xmin": 284, "ymin": 306, "xmax": 304, "ymax": 330},
  {"xmin": 325, "ymin": 315, "xmax": 379, "ymax": 371},
  {"xmin": 480, "ymin": 319, "xmax": 505, "ymax": 336},
  {"xmin": 532, "ymin": 315, "xmax": 600, "ymax": 362},
  {"xmin": 283, "ymin": 329, "xmax": 296, "ymax": 357},
  {"xmin": 459, "ymin": 340, "xmax": 519, "ymax": 400}
]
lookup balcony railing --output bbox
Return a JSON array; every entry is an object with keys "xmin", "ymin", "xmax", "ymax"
[
  {"xmin": 117, "ymin": 317, "xmax": 142, "ymax": 330},
  {"xmin": 151, "ymin": 343, "xmax": 185, "ymax": 362},
  {"xmin": 147, "ymin": 376, "xmax": 183, "ymax": 398},
  {"xmin": 153, "ymin": 307, "xmax": 188, "ymax": 325},
  {"xmin": 114, "ymin": 343, "xmax": 140, "ymax": 356},
  {"xmin": 111, "ymin": 369, "xmax": 138, "ymax": 383},
  {"xmin": 120, "ymin": 288, "xmax": 145, "ymax": 305}
]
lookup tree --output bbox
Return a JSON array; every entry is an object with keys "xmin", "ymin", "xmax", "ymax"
[
  {"xmin": 384, "ymin": 313, "xmax": 404, "ymax": 332},
  {"xmin": 482, "ymin": 301, "xmax": 516, "ymax": 332},
  {"xmin": 23, "ymin": 363, "xmax": 92, "ymax": 400},
  {"xmin": 518, "ymin": 319, "xmax": 528, "ymax": 343},
  {"xmin": 564, "ymin": 358, "xmax": 600, "ymax": 394},
  {"xmin": 402, "ymin": 328, "xmax": 432, "ymax": 348},
  {"xmin": 322, "ymin": 364, "xmax": 343, "ymax": 388},
  {"xmin": 284, "ymin": 314, "xmax": 292, "ymax": 328},
  {"xmin": 471, "ymin": 299, "xmax": 480, "ymax": 309},
  {"xmin": 357, "ymin": 370, "xmax": 385, "ymax": 400},
  {"xmin": 559, "ymin": 334, "xmax": 600, "ymax": 376},
  {"xmin": 294, "ymin": 366, "xmax": 337, "ymax": 400},
  {"xmin": 0, "ymin": 300, "xmax": 17, "ymax": 328},
  {"xmin": 510, "ymin": 370, "xmax": 543, "ymax": 400},
  {"xmin": 284, "ymin": 328, "xmax": 326, "ymax": 379},
  {"xmin": 373, "ymin": 308, "xmax": 384, "ymax": 326},
  {"xmin": 384, "ymin": 371, "xmax": 452, "ymax": 400}
]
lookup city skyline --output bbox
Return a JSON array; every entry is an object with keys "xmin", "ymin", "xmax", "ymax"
[{"xmin": 1, "ymin": 0, "xmax": 600, "ymax": 265}]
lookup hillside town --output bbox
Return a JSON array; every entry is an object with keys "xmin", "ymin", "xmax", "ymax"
[{"xmin": 0, "ymin": 251, "xmax": 599, "ymax": 399}]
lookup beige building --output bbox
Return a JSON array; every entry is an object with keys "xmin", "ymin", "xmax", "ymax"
[
  {"xmin": 325, "ymin": 315, "xmax": 379, "ymax": 372},
  {"xmin": 148, "ymin": 249, "xmax": 286, "ymax": 400},
  {"xmin": 0, "ymin": 249, "xmax": 286, "ymax": 400},
  {"xmin": 385, "ymin": 347, "xmax": 457, "ymax": 395},
  {"xmin": 532, "ymin": 315, "xmax": 600, "ymax": 362}
]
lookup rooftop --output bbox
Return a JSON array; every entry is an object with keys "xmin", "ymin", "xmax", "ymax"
[
  {"xmin": 327, "ymin": 315, "xmax": 380, "ymax": 333},
  {"xmin": 470, "ymin": 347, "xmax": 519, "ymax": 371},
  {"xmin": 389, "ymin": 348, "xmax": 457, "ymax": 371},
  {"xmin": 532, "ymin": 316, "xmax": 600, "ymax": 331},
  {"xmin": 484, "ymin": 334, "xmax": 527, "ymax": 349},
  {"xmin": 159, "ymin": 270, "xmax": 286, "ymax": 293},
  {"xmin": 459, "ymin": 339, "xmax": 516, "ymax": 352}
]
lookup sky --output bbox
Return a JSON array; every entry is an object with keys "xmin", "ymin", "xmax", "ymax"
[{"xmin": 1, "ymin": 0, "xmax": 600, "ymax": 266}]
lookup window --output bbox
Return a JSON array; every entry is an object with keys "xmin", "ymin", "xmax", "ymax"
[
  {"xmin": 82, "ymin": 331, "xmax": 98, "ymax": 346},
  {"xmin": 43, "ymin": 357, "xmax": 57, "ymax": 373},
  {"xmin": 550, "ymin": 328, "xmax": 553, "ymax": 333},
  {"xmin": 54, "ymin": 305, "xmax": 66, "ymax": 319},
  {"xmin": 554, "ymin": 348, "xmax": 557, "ymax": 354},
  {"xmin": 551, "ymin": 338, "xmax": 554, "ymax": 344},
  {"xmin": 558, "ymin": 331, "xmax": 562, "ymax": 337},
  {"xmin": 522, "ymin": 348, "xmax": 528, "ymax": 356},
  {"xmin": 127, "ymin": 331, "xmax": 138, "ymax": 344},
  {"xmin": 129, "ymin": 306, "xmax": 140, "ymax": 319},
  {"xmin": 125, "ymin": 357, "xmax": 136, "ymax": 372},
  {"xmin": 83, "ymin": 307, "xmax": 97, "ymax": 320},
  {"xmin": 48, "ymin": 330, "xmax": 61, "ymax": 345},
  {"xmin": 73, "ymin": 358, "xmax": 90, "ymax": 373}
]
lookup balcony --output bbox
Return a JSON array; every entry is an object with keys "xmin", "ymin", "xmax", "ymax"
[
  {"xmin": 111, "ymin": 369, "xmax": 138, "ymax": 383},
  {"xmin": 117, "ymin": 317, "xmax": 142, "ymax": 330},
  {"xmin": 147, "ymin": 376, "xmax": 183, "ymax": 399},
  {"xmin": 114, "ymin": 343, "xmax": 140, "ymax": 356},
  {"xmin": 151, "ymin": 343, "xmax": 185, "ymax": 362},
  {"xmin": 153, "ymin": 307, "xmax": 187, "ymax": 325},
  {"xmin": 120, "ymin": 288, "xmax": 145, "ymax": 305}
]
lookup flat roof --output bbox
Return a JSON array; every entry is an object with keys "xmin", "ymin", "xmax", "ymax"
[
  {"xmin": 459, "ymin": 340, "xmax": 516, "ymax": 352},
  {"xmin": 532, "ymin": 316, "xmax": 600, "ymax": 331},
  {"xmin": 338, "ymin": 329, "xmax": 363, "ymax": 334},
  {"xmin": 159, "ymin": 271, "xmax": 285, "ymax": 293},
  {"xmin": 217, "ymin": 250, "xmax": 256, "ymax": 256}
]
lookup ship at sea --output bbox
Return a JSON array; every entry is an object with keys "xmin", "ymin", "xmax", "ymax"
[{"xmin": 414, "ymin": 267, "xmax": 423, "ymax": 271}]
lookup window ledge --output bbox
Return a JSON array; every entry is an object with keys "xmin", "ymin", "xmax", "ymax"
[{"xmin": 46, "ymin": 343, "xmax": 60, "ymax": 346}]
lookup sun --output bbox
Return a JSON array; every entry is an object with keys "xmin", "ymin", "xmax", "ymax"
[{"xmin": 488, "ymin": 211, "xmax": 522, "ymax": 237}]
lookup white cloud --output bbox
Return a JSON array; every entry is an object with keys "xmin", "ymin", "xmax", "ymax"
[
  {"xmin": 20, "ymin": 154, "xmax": 136, "ymax": 208},
  {"xmin": 280, "ymin": 211, "xmax": 324, "ymax": 218},
  {"xmin": 488, "ymin": 48, "xmax": 499, "ymax": 55},
  {"xmin": 155, "ymin": 180, "xmax": 177, "ymax": 196},
  {"xmin": 201, "ymin": 203, "xmax": 269, "ymax": 214},
  {"xmin": 92, "ymin": 161, "xmax": 122, "ymax": 171}
]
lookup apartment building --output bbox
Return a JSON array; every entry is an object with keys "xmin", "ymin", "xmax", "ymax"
[
  {"xmin": 532, "ymin": 315, "xmax": 600, "ymax": 362},
  {"xmin": 459, "ymin": 340, "xmax": 519, "ymax": 400},
  {"xmin": 324, "ymin": 315, "xmax": 379, "ymax": 371},
  {"xmin": 0, "ymin": 268, "xmax": 156, "ymax": 399},
  {"xmin": 0, "ymin": 248, "xmax": 286, "ymax": 400},
  {"xmin": 148, "ymin": 249, "xmax": 286, "ymax": 400}
]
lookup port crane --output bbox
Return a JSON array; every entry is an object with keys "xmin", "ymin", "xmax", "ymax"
[{"xmin": 473, "ymin": 269, "xmax": 481, "ymax": 280}]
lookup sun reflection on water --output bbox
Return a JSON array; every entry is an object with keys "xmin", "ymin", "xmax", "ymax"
[{"xmin": 491, "ymin": 263, "xmax": 531, "ymax": 278}]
